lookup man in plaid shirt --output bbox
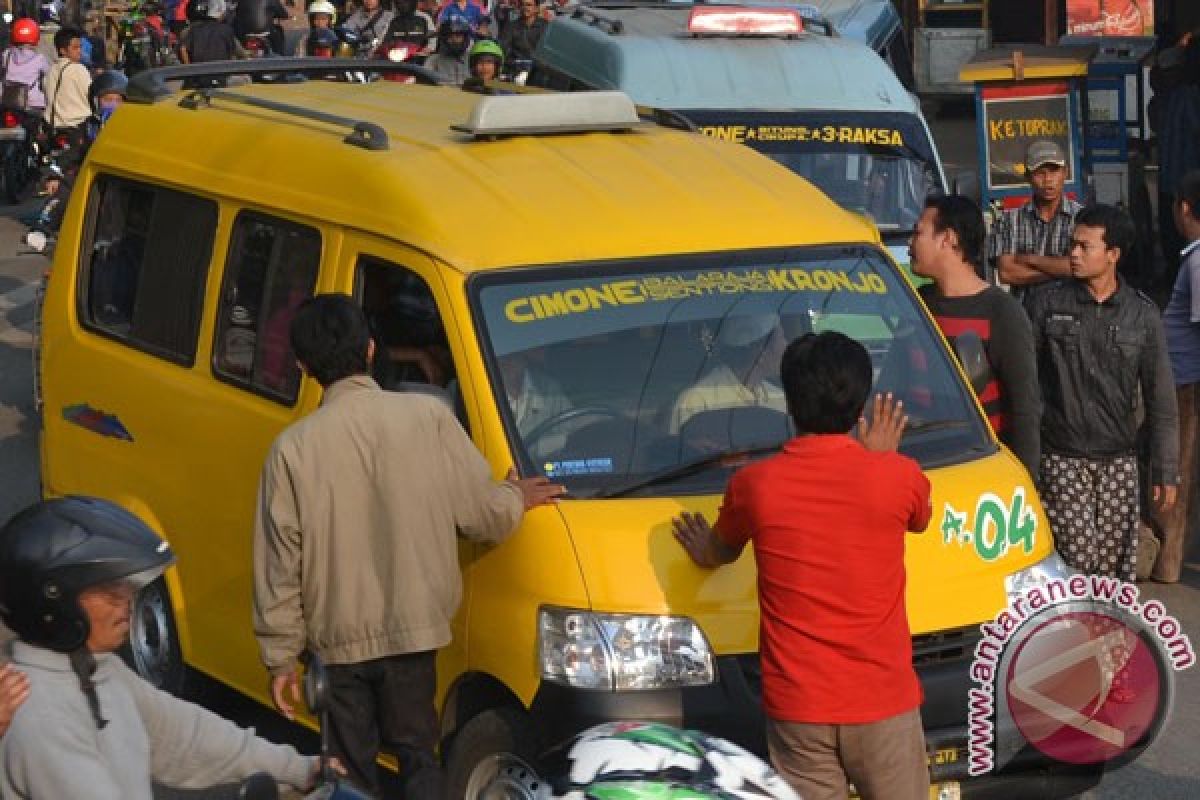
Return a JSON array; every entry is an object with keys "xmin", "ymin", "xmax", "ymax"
[{"xmin": 987, "ymin": 140, "xmax": 1082, "ymax": 293}]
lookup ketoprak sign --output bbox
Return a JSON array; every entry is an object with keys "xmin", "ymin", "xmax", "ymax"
[{"xmin": 980, "ymin": 82, "xmax": 1077, "ymax": 193}]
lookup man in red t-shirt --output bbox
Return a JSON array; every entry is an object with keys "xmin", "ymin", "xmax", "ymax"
[{"xmin": 673, "ymin": 331, "xmax": 932, "ymax": 800}]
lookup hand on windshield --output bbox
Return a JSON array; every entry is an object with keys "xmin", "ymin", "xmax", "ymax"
[
  {"xmin": 856, "ymin": 392, "xmax": 908, "ymax": 453},
  {"xmin": 506, "ymin": 468, "xmax": 566, "ymax": 509}
]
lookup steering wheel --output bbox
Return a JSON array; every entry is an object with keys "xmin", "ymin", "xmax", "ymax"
[{"xmin": 523, "ymin": 405, "xmax": 624, "ymax": 453}]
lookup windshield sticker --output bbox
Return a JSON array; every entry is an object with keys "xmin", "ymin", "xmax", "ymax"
[
  {"xmin": 701, "ymin": 124, "xmax": 906, "ymax": 147},
  {"xmin": 544, "ymin": 457, "xmax": 615, "ymax": 477},
  {"xmin": 505, "ymin": 270, "xmax": 887, "ymax": 324},
  {"xmin": 940, "ymin": 488, "xmax": 1038, "ymax": 562}
]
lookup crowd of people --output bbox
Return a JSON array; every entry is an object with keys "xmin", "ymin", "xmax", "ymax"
[{"xmin": 0, "ymin": 11, "xmax": 1199, "ymax": 800}]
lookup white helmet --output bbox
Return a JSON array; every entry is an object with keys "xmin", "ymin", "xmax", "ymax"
[{"xmin": 307, "ymin": 0, "xmax": 337, "ymax": 22}]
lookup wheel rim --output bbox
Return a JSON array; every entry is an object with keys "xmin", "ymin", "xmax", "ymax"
[
  {"xmin": 464, "ymin": 753, "xmax": 544, "ymax": 800},
  {"xmin": 128, "ymin": 584, "xmax": 174, "ymax": 687}
]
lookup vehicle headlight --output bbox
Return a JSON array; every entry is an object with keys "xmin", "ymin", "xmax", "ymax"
[
  {"xmin": 1004, "ymin": 551, "xmax": 1075, "ymax": 605},
  {"xmin": 539, "ymin": 607, "xmax": 716, "ymax": 691}
]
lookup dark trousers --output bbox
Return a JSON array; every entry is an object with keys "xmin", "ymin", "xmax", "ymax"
[{"xmin": 326, "ymin": 651, "xmax": 445, "ymax": 799}]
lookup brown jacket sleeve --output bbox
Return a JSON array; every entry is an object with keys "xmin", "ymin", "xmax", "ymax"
[
  {"xmin": 436, "ymin": 405, "xmax": 525, "ymax": 543},
  {"xmin": 252, "ymin": 442, "xmax": 307, "ymax": 675}
]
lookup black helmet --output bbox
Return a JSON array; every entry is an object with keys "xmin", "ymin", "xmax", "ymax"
[
  {"xmin": 187, "ymin": 0, "xmax": 212, "ymax": 21},
  {"xmin": 439, "ymin": 16, "xmax": 471, "ymax": 55},
  {"xmin": 88, "ymin": 70, "xmax": 129, "ymax": 115},
  {"xmin": 0, "ymin": 496, "xmax": 175, "ymax": 653}
]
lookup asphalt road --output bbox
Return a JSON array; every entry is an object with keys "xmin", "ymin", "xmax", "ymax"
[{"xmin": 0, "ymin": 122, "xmax": 1198, "ymax": 796}]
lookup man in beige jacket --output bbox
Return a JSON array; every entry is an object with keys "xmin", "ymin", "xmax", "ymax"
[{"xmin": 253, "ymin": 294, "xmax": 564, "ymax": 798}]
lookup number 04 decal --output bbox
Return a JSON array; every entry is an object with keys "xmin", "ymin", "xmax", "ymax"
[{"xmin": 940, "ymin": 487, "xmax": 1038, "ymax": 562}]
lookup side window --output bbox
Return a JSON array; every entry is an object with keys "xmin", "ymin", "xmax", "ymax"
[
  {"xmin": 213, "ymin": 212, "xmax": 321, "ymax": 405},
  {"xmin": 79, "ymin": 175, "xmax": 217, "ymax": 364},
  {"xmin": 356, "ymin": 257, "xmax": 468, "ymax": 426}
]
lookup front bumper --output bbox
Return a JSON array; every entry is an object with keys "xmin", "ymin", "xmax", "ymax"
[{"xmin": 528, "ymin": 627, "xmax": 1104, "ymax": 799}]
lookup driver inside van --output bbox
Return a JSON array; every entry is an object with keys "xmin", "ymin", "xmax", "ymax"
[
  {"xmin": 668, "ymin": 312, "xmax": 788, "ymax": 435},
  {"xmin": 499, "ymin": 346, "xmax": 570, "ymax": 459}
]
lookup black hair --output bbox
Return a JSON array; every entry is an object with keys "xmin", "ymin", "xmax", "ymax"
[
  {"xmin": 780, "ymin": 332, "xmax": 872, "ymax": 435},
  {"xmin": 289, "ymin": 294, "xmax": 371, "ymax": 387},
  {"xmin": 924, "ymin": 194, "xmax": 985, "ymax": 269},
  {"xmin": 54, "ymin": 26, "xmax": 83, "ymax": 53},
  {"xmin": 1178, "ymin": 170, "xmax": 1200, "ymax": 221},
  {"xmin": 1074, "ymin": 204, "xmax": 1136, "ymax": 258}
]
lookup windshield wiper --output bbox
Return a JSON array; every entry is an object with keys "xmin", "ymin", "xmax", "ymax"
[
  {"xmin": 593, "ymin": 443, "xmax": 783, "ymax": 499},
  {"xmin": 904, "ymin": 419, "xmax": 969, "ymax": 435}
]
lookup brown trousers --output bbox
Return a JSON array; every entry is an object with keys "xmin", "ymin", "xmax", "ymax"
[
  {"xmin": 1152, "ymin": 383, "xmax": 1198, "ymax": 582},
  {"xmin": 766, "ymin": 708, "xmax": 929, "ymax": 800}
]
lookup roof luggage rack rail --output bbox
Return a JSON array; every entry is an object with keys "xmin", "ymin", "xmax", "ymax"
[
  {"xmin": 179, "ymin": 89, "xmax": 390, "ymax": 151},
  {"xmin": 126, "ymin": 58, "xmax": 445, "ymax": 104}
]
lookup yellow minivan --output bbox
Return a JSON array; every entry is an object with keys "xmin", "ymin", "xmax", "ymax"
[{"xmin": 38, "ymin": 62, "xmax": 1084, "ymax": 798}]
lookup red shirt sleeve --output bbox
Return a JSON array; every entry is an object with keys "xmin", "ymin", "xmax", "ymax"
[
  {"xmin": 714, "ymin": 473, "xmax": 753, "ymax": 549},
  {"xmin": 907, "ymin": 461, "xmax": 933, "ymax": 532}
]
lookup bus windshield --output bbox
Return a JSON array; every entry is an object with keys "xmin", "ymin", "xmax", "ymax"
[
  {"xmin": 471, "ymin": 246, "xmax": 992, "ymax": 498},
  {"xmin": 688, "ymin": 110, "xmax": 942, "ymax": 233}
]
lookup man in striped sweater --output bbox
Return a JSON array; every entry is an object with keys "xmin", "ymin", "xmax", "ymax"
[{"xmin": 910, "ymin": 194, "xmax": 1041, "ymax": 477}]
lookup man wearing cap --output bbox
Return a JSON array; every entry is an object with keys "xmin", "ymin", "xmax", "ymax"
[
  {"xmin": 669, "ymin": 312, "xmax": 788, "ymax": 435},
  {"xmin": 988, "ymin": 140, "xmax": 1082, "ymax": 292}
]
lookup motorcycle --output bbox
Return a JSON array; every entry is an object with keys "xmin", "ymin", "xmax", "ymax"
[
  {"xmin": 240, "ymin": 30, "xmax": 274, "ymax": 58},
  {"xmin": 502, "ymin": 57, "xmax": 533, "ymax": 86},
  {"xmin": 117, "ymin": 1, "xmax": 178, "ymax": 76},
  {"xmin": 301, "ymin": 656, "xmax": 372, "ymax": 800},
  {"xmin": 371, "ymin": 35, "xmax": 426, "ymax": 82},
  {"xmin": 0, "ymin": 108, "xmax": 40, "ymax": 203}
]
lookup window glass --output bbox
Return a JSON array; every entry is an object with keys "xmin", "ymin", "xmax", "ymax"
[
  {"xmin": 357, "ymin": 258, "xmax": 463, "ymax": 417},
  {"xmin": 80, "ymin": 175, "xmax": 217, "ymax": 364},
  {"xmin": 213, "ymin": 212, "xmax": 320, "ymax": 404},
  {"xmin": 473, "ymin": 246, "xmax": 993, "ymax": 497}
]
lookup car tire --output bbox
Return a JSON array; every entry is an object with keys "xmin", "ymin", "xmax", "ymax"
[
  {"xmin": 119, "ymin": 577, "xmax": 187, "ymax": 696},
  {"xmin": 444, "ymin": 706, "xmax": 547, "ymax": 800}
]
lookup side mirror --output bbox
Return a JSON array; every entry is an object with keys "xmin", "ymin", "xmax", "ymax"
[
  {"xmin": 303, "ymin": 654, "xmax": 329, "ymax": 715},
  {"xmin": 237, "ymin": 773, "xmax": 279, "ymax": 800},
  {"xmin": 954, "ymin": 330, "xmax": 991, "ymax": 396},
  {"xmin": 952, "ymin": 169, "xmax": 981, "ymax": 205}
]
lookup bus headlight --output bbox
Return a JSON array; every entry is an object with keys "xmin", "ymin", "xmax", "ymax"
[
  {"xmin": 539, "ymin": 607, "xmax": 716, "ymax": 691},
  {"xmin": 1005, "ymin": 551, "xmax": 1074, "ymax": 605}
]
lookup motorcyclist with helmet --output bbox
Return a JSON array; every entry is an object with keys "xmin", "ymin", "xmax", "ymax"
[
  {"xmin": 180, "ymin": 0, "xmax": 246, "ymax": 64},
  {"xmin": 0, "ymin": 496, "xmax": 325, "ymax": 798},
  {"xmin": 27, "ymin": 68, "xmax": 130, "ymax": 243},
  {"xmin": 233, "ymin": 0, "xmax": 292, "ymax": 55},
  {"xmin": 467, "ymin": 37, "xmax": 502, "ymax": 81},
  {"xmin": 1, "ymin": 18, "xmax": 50, "ymax": 116},
  {"xmin": 295, "ymin": 0, "xmax": 340, "ymax": 57},
  {"xmin": 424, "ymin": 16, "xmax": 471, "ymax": 83},
  {"xmin": 383, "ymin": 0, "xmax": 437, "ymax": 58},
  {"xmin": 341, "ymin": 0, "xmax": 394, "ymax": 53}
]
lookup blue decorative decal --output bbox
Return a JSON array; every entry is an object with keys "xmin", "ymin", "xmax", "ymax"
[{"xmin": 62, "ymin": 404, "xmax": 134, "ymax": 442}]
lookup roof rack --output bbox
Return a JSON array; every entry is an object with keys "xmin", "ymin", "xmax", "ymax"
[
  {"xmin": 179, "ymin": 88, "xmax": 390, "ymax": 150},
  {"xmin": 126, "ymin": 58, "xmax": 444, "ymax": 104}
]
